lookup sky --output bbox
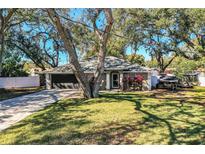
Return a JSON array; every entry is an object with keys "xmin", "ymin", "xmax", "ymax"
[
  {"xmin": 59, "ymin": 52, "xmax": 68, "ymax": 65},
  {"xmin": 126, "ymin": 46, "xmax": 151, "ymax": 60}
]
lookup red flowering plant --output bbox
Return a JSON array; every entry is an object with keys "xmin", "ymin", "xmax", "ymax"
[{"xmin": 134, "ymin": 74, "xmax": 144, "ymax": 84}]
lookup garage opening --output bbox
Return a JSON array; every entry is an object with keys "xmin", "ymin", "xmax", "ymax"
[{"xmin": 51, "ymin": 74, "xmax": 80, "ymax": 89}]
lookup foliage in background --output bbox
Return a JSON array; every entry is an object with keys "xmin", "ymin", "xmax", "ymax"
[
  {"xmin": 2, "ymin": 51, "xmax": 28, "ymax": 77},
  {"xmin": 0, "ymin": 9, "xmax": 18, "ymax": 76},
  {"xmin": 146, "ymin": 56, "xmax": 175, "ymax": 69},
  {"xmin": 169, "ymin": 56, "xmax": 205, "ymax": 78},
  {"xmin": 146, "ymin": 59, "xmax": 159, "ymax": 69},
  {"xmin": 146, "ymin": 56, "xmax": 205, "ymax": 78},
  {"xmin": 126, "ymin": 54, "xmax": 145, "ymax": 66},
  {"xmin": 9, "ymin": 9, "xmax": 66, "ymax": 70},
  {"xmin": 111, "ymin": 9, "xmax": 205, "ymax": 72}
]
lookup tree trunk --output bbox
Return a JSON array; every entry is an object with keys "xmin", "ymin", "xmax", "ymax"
[
  {"xmin": 159, "ymin": 54, "xmax": 177, "ymax": 73},
  {"xmin": 47, "ymin": 8, "xmax": 113, "ymax": 98},
  {"xmin": 155, "ymin": 52, "xmax": 164, "ymax": 73},
  {"xmin": 160, "ymin": 67, "xmax": 166, "ymax": 73},
  {"xmin": 47, "ymin": 9, "xmax": 92, "ymax": 98},
  {"xmin": 91, "ymin": 8, "xmax": 113, "ymax": 98},
  {"xmin": 69, "ymin": 57, "xmax": 92, "ymax": 98},
  {"xmin": 92, "ymin": 44, "xmax": 106, "ymax": 97}
]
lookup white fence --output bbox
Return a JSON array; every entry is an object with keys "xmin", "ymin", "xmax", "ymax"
[
  {"xmin": 198, "ymin": 72, "xmax": 205, "ymax": 87},
  {"xmin": 0, "ymin": 76, "xmax": 40, "ymax": 89}
]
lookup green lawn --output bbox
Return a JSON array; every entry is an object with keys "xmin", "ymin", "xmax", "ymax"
[
  {"xmin": 0, "ymin": 87, "xmax": 43, "ymax": 101},
  {"xmin": 0, "ymin": 87, "xmax": 205, "ymax": 144}
]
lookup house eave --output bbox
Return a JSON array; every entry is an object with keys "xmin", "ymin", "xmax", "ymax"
[
  {"xmin": 123, "ymin": 70, "xmax": 150, "ymax": 73},
  {"xmin": 105, "ymin": 68, "xmax": 125, "ymax": 71},
  {"xmin": 38, "ymin": 70, "xmax": 151, "ymax": 74},
  {"xmin": 38, "ymin": 71, "xmax": 95, "ymax": 74}
]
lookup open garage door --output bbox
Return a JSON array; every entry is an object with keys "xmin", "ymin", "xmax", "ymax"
[{"xmin": 51, "ymin": 74, "xmax": 80, "ymax": 89}]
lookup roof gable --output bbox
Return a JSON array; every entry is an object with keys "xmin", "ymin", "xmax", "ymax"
[{"xmin": 44, "ymin": 56, "xmax": 150, "ymax": 73}]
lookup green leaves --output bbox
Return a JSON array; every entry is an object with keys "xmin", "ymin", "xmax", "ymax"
[
  {"xmin": 2, "ymin": 51, "xmax": 28, "ymax": 77},
  {"xmin": 126, "ymin": 54, "xmax": 145, "ymax": 66}
]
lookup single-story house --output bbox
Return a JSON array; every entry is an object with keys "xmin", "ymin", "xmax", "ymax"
[{"xmin": 41, "ymin": 56, "xmax": 152, "ymax": 91}]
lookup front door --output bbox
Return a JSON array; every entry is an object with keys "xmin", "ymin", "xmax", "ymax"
[{"xmin": 112, "ymin": 73, "xmax": 120, "ymax": 88}]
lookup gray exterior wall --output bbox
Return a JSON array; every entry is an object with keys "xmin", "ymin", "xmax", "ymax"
[{"xmin": 46, "ymin": 71, "xmax": 151, "ymax": 91}]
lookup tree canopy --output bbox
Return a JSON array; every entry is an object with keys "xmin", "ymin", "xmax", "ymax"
[{"xmin": 111, "ymin": 9, "xmax": 205, "ymax": 72}]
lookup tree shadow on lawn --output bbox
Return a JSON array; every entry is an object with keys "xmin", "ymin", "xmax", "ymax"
[
  {"xmin": 103, "ymin": 92, "xmax": 205, "ymax": 144},
  {"xmin": 1, "ymin": 98, "xmax": 95, "ymax": 144},
  {"xmin": 0, "ymin": 95, "xmax": 146, "ymax": 144},
  {"xmin": 184, "ymin": 87, "xmax": 205, "ymax": 93},
  {"xmin": 2, "ymin": 92, "xmax": 205, "ymax": 145},
  {"xmin": 100, "ymin": 93, "xmax": 148, "ymax": 103},
  {"xmin": 137, "ymin": 102, "xmax": 205, "ymax": 144},
  {"xmin": 75, "ymin": 92, "xmax": 205, "ymax": 144},
  {"xmin": 134, "ymin": 100, "xmax": 178, "ymax": 144},
  {"xmin": 104, "ymin": 90, "xmax": 205, "ymax": 111},
  {"xmin": 1, "ymin": 97, "xmax": 140, "ymax": 144},
  {"xmin": 51, "ymin": 93, "xmax": 205, "ymax": 145},
  {"xmin": 29, "ymin": 122, "xmax": 140, "ymax": 144}
]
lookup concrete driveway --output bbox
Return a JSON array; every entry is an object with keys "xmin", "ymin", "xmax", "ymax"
[{"xmin": 0, "ymin": 89, "xmax": 80, "ymax": 131}]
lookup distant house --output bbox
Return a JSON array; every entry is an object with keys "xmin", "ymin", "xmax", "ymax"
[{"xmin": 41, "ymin": 56, "xmax": 152, "ymax": 91}]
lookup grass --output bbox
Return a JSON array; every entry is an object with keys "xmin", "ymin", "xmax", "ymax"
[
  {"xmin": 0, "ymin": 87, "xmax": 205, "ymax": 144},
  {"xmin": 0, "ymin": 87, "xmax": 44, "ymax": 101}
]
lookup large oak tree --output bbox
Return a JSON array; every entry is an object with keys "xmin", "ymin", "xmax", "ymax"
[{"xmin": 47, "ymin": 8, "xmax": 113, "ymax": 98}]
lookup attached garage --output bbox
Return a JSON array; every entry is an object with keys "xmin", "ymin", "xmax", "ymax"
[{"xmin": 51, "ymin": 74, "xmax": 80, "ymax": 89}]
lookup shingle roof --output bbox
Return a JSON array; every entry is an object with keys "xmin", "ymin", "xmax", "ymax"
[{"xmin": 43, "ymin": 56, "xmax": 150, "ymax": 73}]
